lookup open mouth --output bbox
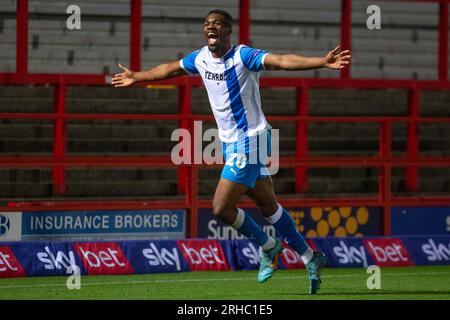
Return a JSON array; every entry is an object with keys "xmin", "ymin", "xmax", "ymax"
[{"xmin": 207, "ymin": 33, "xmax": 218, "ymax": 46}]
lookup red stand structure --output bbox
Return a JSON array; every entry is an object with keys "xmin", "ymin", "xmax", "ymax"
[{"xmin": 1, "ymin": 0, "xmax": 450, "ymax": 238}]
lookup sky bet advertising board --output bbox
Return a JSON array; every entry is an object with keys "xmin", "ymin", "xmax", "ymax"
[
  {"xmin": 197, "ymin": 206, "xmax": 381, "ymax": 239},
  {"xmin": 1, "ymin": 236, "xmax": 450, "ymax": 278},
  {"xmin": 0, "ymin": 210, "xmax": 185, "ymax": 241}
]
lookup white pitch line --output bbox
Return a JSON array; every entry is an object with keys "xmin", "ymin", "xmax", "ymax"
[{"xmin": 0, "ymin": 271, "xmax": 450, "ymax": 290}]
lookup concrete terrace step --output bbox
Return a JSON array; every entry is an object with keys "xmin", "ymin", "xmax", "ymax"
[
  {"xmin": 352, "ymin": 38, "xmax": 438, "ymax": 55},
  {"xmin": 0, "ymin": 121, "xmax": 446, "ymax": 138},
  {"xmin": 25, "ymin": 0, "xmax": 235, "ymax": 18},
  {"xmin": 350, "ymin": 52, "xmax": 437, "ymax": 69},
  {"xmin": 0, "ymin": 86, "xmax": 54, "ymax": 99},
  {"xmin": 197, "ymin": 168, "xmax": 423, "ymax": 183},
  {"xmin": 67, "ymin": 168, "xmax": 177, "ymax": 182},
  {"xmin": 421, "ymin": 91, "xmax": 450, "ymax": 116},
  {"xmin": 0, "ymin": 140, "xmax": 53, "ymax": 154},
  {"xmin": 350, "ymin": 66, "xmax": 437, "ymax": 80},
  {"xmin": 0, "ymin": 169, "xmax": 52, "ymax": 183},
  {"xmin": 0, "ymin": 124, "xmax": 53, "ymax": 139},
  {"xmin": 0, "ymin": 172, "xmax": 450, "ymax": 198},
  {"xmin": 2, "ymin": 135, "xmax": 449, "ymax": 154},
  {"xmin": 56, "ymin": 120, "xmax": 412, "ymax": 140},
  {"xmin": 0, "ymin": 167, "xmax": 442, "ymax": 184},
  {"xmin": 66, "ymin": 100, "xmax": 180, "ymax": 114},
  {"xmin": 66, "ymin": 181, "xmax": 178, "ymax": 197},
  {"xmin": 0, "ymin": 184, "xmax": 53, "ymax": 198},
  {"xmin": 0, "ymin": 167, "xmax": 409, "ymax": 184},
  {"xmin": 0, "ymin": 98, "xmax": 54, "ymax": 113},
  {"xmin": 68, "ymin": 87, "xmax": 179, "ymax": 100},
  {"xmin": 1, "ymin": 176, "xmax": 448, "ymax": 200},
  {"xmin": 1, "ymin": 87, "xmax": 416, "ymax": 117},
  {"xmin": 66, "ymin": 123, "xmax": 179, "ymax": 139},
  {"xmin": 196, "ymin": 177, "xmax": 423, "ymax": 196},
  {"xmin": 66, "ymin": 139, "xmax": 179, "ymax": 153}
]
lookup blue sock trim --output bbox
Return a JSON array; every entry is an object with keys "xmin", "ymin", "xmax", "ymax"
[
  {"xmin": 273, "ymin": 208, "xmax": 308, "ymax": 255},
  {"xmin": 236, "ymin": 211, "xmax": 269, "ymax": 247}
]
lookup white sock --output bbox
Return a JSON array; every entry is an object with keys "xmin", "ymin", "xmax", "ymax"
[
  {"xmin": 231, "ymin": 208, "xmax": 245, "ymax": 229},
  {"xmin": 265, "ymin": 203, "xmax": 283, "ymax": 224},
  {"xmin": 261, "ymin": 237, "xmax": 276, "ymax": 251},
  {"xmin": 301, "ymin": 247, "xmax": 314, "ymax": 265}
]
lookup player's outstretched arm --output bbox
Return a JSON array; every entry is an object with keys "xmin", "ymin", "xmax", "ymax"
[
  {"xmin": 111, "ymin": 61, "xmax": 187, "ymax": 87},
  {"xmin": 264, "ymin": 45, "xmax": 351, "ymax": 71}
]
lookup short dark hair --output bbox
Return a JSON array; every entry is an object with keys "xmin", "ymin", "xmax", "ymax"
[{"xmin": 206, "ymin": 9, "xmax": 233, "ymax": 29}]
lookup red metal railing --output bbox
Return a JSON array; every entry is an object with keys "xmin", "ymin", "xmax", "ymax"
[
  {"xmin": 1, "ymin": 0, "xmax": 450, "ymax": 238},
  {"xmin": 341, "ymin": 0, "xmax": 352, "ymax": 79},
  {"xmin": 130, "ymin": 0, "xmax": 142, "ymax": 72},
  {"xmin": 15, "ymin": 0, "xmax": 28, "ymax": 73}
]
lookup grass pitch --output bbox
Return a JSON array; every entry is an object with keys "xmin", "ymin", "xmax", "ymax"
[{"xmin": 0, "ymin": 265, "xmax": 449, "ymax": 300}]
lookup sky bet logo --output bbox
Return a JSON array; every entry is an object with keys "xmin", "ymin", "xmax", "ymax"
[
  {"xmin": 241, "ymin": 242, "xmax": 260, "ymax": 265},
  {"xmin": 422, "ymin": 239, "xmax": 450, "ymax": 261},
  {"xmin": 364, "ymin": 239, "xmax": 413, "ymax": 267},
  {"xmin": 0, "ymin": 215, "xmax": 10, "ymax": 236},
  {"xmin": 239, "ymin": 241, "xmax": 307, "ymax": 269},
  {"xmin": 37, "ymin": 246, "xmax": 77, "ymax": 271},
  {"xmin": 73, "ymin": 242, "xmax": 134, "ymax": 275},
  {"xmin": 0, "ymin": 246, "xmax": 26, "ymax": 278},
  {"xmin": 332, "ymin": 239, "xmax": 413, "ymax": 267},
  {"xmin": 142, "ymin": 242, "xmax": 181, "ymax": 271},
  {"xmin": 177, "ymin": 240, "xmax": 230, "ymax": 271},
  {"xmin": 333, "ymin": 241, "xmax": 369, "ymax": 267}
]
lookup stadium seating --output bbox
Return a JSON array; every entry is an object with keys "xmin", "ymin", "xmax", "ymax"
[
  {"xmin": 1, "ymin": 0, "xmax": 449, "ymax": 76},
  {"xmin": 1, "ymin": 83, "xmax": 449, "ymax": 200},
  {"xmin": 0, "ymin": 0, "xmax": 449, "ymax": 201}
]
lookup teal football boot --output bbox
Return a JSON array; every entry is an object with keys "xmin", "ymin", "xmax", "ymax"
[
  {"xmin": 257, "ymin": 240, "xmax": 283, "ymax": 283},
  {"xmin": 306, "ymin": 251, "xmax": 327, "ymax": 294}
]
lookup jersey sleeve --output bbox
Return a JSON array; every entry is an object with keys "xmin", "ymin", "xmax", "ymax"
[
  {"xmin": 240, "ymin": 46, "xmax": 270, "ymax": 72},
  {"xmin": 179, "ymin": 49, "xmax": 201, "ymax": 75}
]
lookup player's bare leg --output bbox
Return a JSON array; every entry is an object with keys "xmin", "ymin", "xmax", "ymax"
[
  {"xmin": 212, "ymin": 177, "xmax": 281, "ymax": 283},
  {"xmin": 246, "ymin": 176, "xmax": 278, "ymax": 218},
  {"xmin": 212, "ymin": 178, "xmax": 274, "ymax": 246},
  {"xmin": 247, "ymin": 176, "xmax": 327, "ymax": 294},
  {"xmin": 212, "ymin": 178, "xmax": 249, "ymax": 225}
]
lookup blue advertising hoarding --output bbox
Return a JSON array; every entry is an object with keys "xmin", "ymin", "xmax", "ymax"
[
  {"xmin": 198, "ymin": 206, "xmax": 381, "ymax": 239},
  {"xmin": 391, "ymin": 207, "xmax": 450, "ymax": 235},
  {"xmin": 20, "ymin": 210, "xmax": 186, "ymax": 240},
  {"xmin": 2, "ymin": 235, "xmax": 449, "ymax": 278}
]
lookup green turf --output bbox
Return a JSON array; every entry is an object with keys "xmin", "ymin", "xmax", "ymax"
[{"xmin": 0, "ymin": 265, "xmax": 449, "ymax": 300}]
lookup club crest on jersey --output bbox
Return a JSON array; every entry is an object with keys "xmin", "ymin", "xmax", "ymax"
[{"xmin": 225, "ymin": 58, "xmax": 234, "ymax": 69}]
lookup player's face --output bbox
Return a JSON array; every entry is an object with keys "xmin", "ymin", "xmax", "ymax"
[{"xmin": 203, "ymin": 14, "xmax": 231, "ymax": 53}]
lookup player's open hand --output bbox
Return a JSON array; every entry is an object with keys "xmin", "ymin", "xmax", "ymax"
[
  {"xmin": 325, "ymin": 46, "xmax": 351, "ymax": 70},
  {"xmin": 112, "ymin": 64, "xmax": 136, "ymax": 87}
]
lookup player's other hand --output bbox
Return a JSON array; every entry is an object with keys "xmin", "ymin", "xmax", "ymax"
[
  {"xmin": 325, "ymin": 46, "xmax": 351, "ymax": 70},
  {"xmin": 112, "ymin": 64, "xmax": 136, "ymax": 87}
]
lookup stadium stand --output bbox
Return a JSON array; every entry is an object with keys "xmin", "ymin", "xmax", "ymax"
[{"xmin": 1, "ymin": 0, "xmax": 449, "ymax": 76}]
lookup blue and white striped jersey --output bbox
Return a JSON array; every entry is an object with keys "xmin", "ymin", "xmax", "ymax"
[{"xmin": 179, "ymin": 45, "xmax": 271, "ymax": 142}]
